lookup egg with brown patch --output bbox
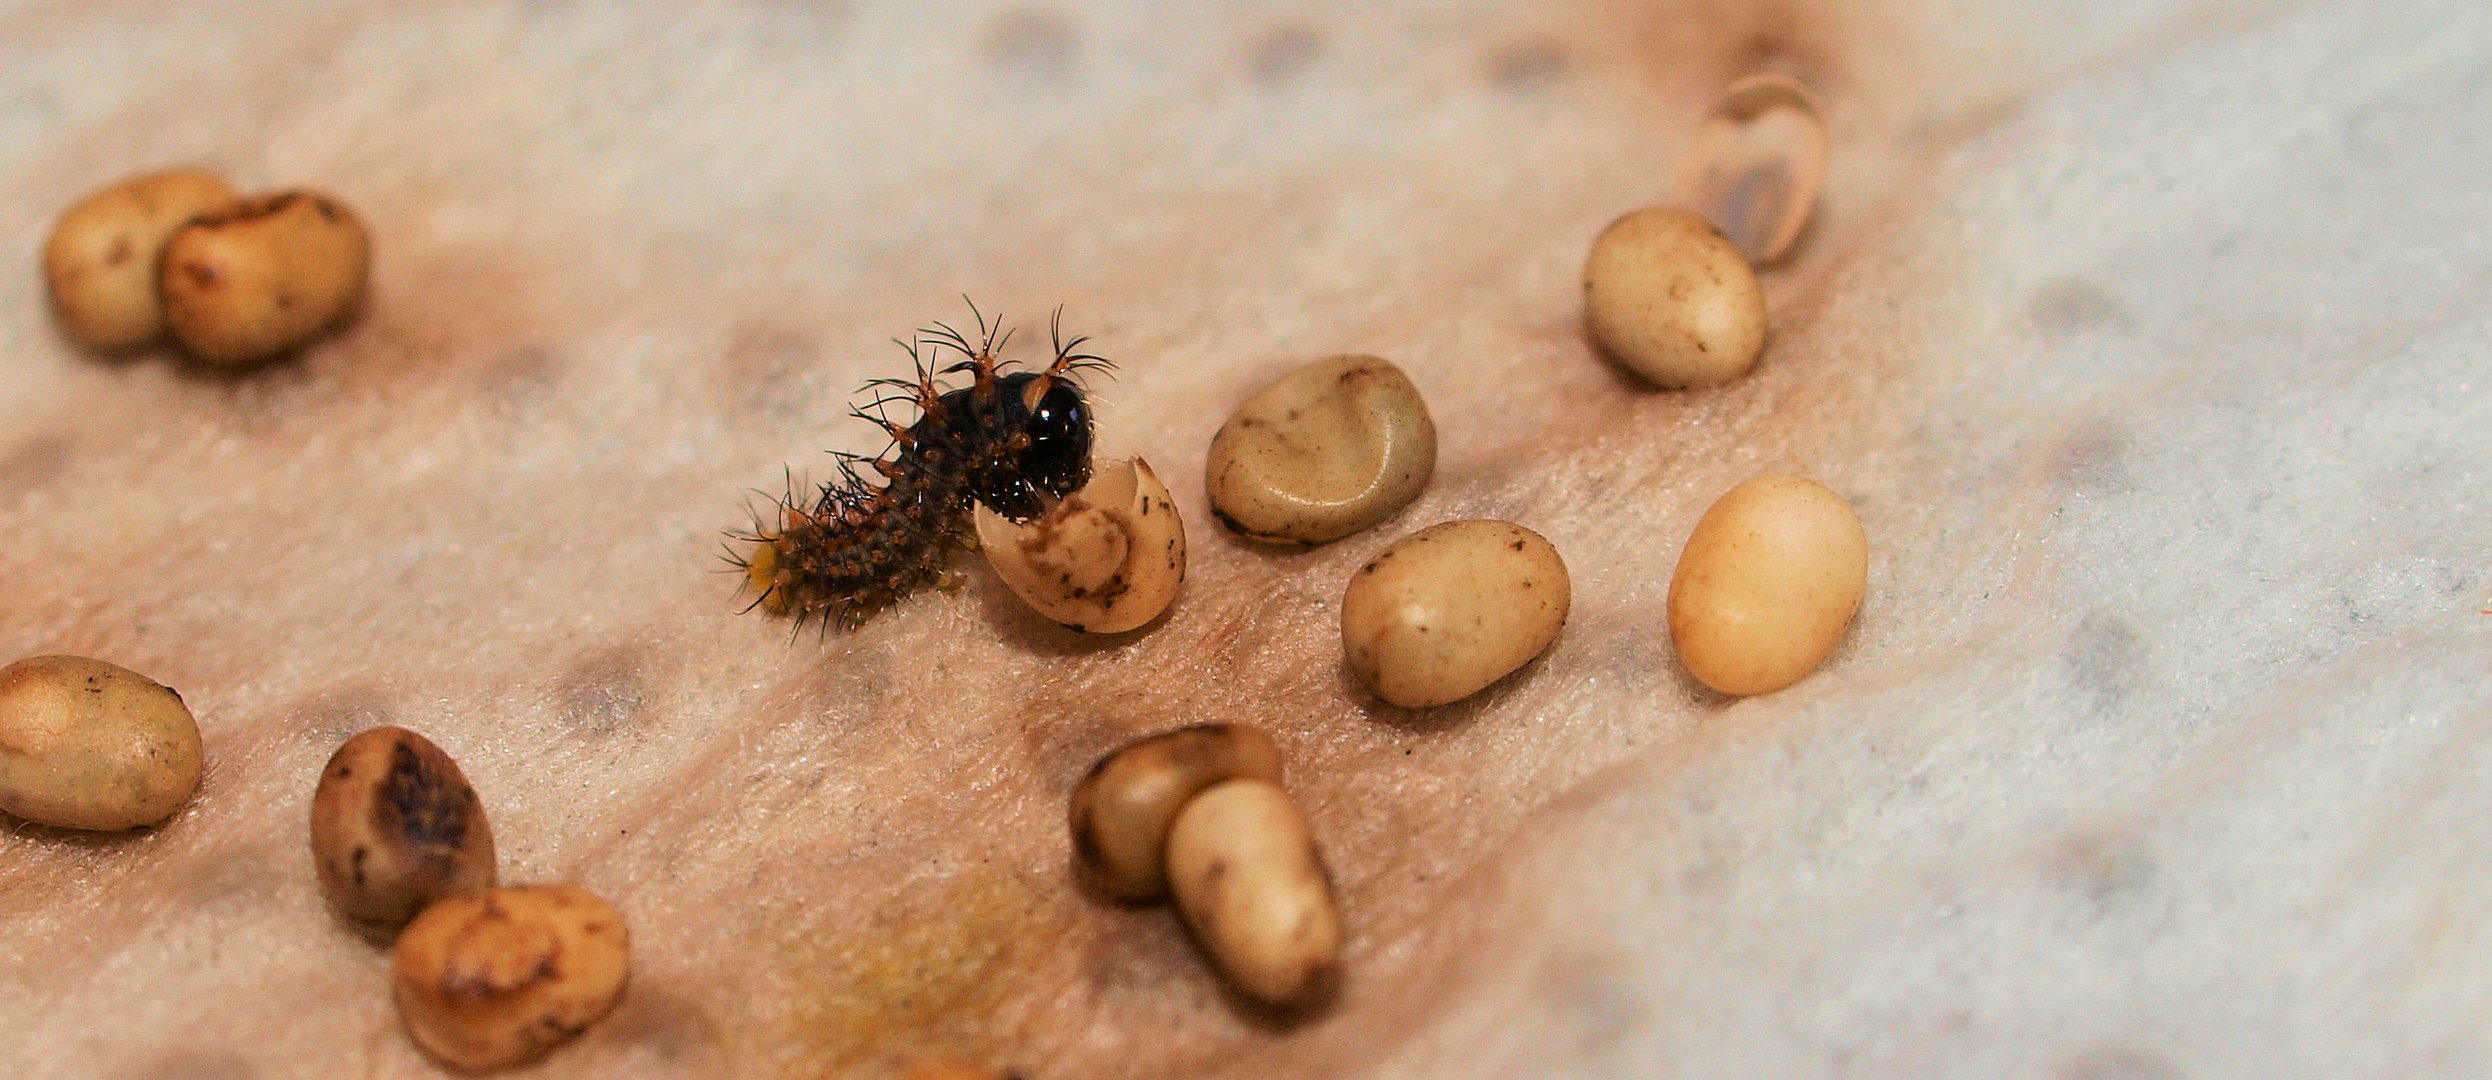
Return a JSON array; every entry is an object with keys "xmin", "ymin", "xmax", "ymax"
[
  {"xmin": 392, "ymin": 884, "xmax": 630, "ymax": 1072},
  {"xmin": 309, "ymin": 726, "xmax": 496, "ymax": 942},
  {"xmin": 159, "ymin": 189, "xmax": 371, "ymax": 366},
  {"xmin": 975, "ymin": 456, "xmax": 1186, "ymax": 633}
]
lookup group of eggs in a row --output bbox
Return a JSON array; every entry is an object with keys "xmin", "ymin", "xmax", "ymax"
[
  {"xmin": 0, "ymin": 654, "xmax": 1319, "ymax": 1073},
  {"xmin": 42, "ymin": 168, "xmax": 370, "ymax": 365},
  {"xmin": 0, "ymin": 659, "xmax": 607, "ymax": 1072},
  {"xmin": 979, "ymin": 73, "xmax": 1861, "ymax": 705},
  {"xmin": 985, "ymin": 351, "xmax": 1863, "ymax": 706}
]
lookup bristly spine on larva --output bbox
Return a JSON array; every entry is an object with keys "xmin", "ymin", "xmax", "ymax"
[{"xmin": 726, "ymin": 304, "xmax": 1110, "ymax": 631}]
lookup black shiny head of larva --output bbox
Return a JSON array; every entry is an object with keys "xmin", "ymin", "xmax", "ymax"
[{"xmin": 976, "ymin": 371, "xmax": 1093, "ymax": 521}]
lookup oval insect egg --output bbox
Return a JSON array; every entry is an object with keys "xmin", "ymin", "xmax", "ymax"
[
  {"xmin": 1341, "ymin": 520, "xmax": 1571, "ymax": 707},
  {"xmin": 391, "ymin": 884, "xmax": 630, "ymax": 1072},
  {"xmin": 1583, "ymin": 206, "xmax": 1768, "ymax": 389},
  {"xmin": 1667, "ymin": 474, "xmax": 1868, "ymax": 696},
  {"xmin": 1069, "ymin": 724, "xmax": 1287, "ymax": 901},
  {"xmin": 0, "ymin": 654, "xmax": 203, "ymax": 831},
  {"xmin": 308, "ymin": 726, "xmax": 497, "ymax": 943},
  {"xmin": 159, "ymin": 189, "xmax": 372, "ymax": 366},
  {"xmin": 42, "ymin": 169, "xmax": 238, "ymax": 351},
  {"xmin": 1165, "ymin": 777, "xmax": 1341, "ymax": 1010},
  {"xmin": 1206, "ymin": 354, "xmax": 1437, "ymax": 545}
]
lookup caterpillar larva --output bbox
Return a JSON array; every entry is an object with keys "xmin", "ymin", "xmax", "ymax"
[{"xmin": 730, "ymin": 305, "xmax": 1109, "ymax": 629}]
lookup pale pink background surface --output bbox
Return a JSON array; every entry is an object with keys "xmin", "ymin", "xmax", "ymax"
[{"xmin": 1, "ymin": 1, "xmax": 2487, "ymax": 1077}]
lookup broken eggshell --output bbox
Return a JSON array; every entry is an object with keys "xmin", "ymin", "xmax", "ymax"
[
  {"xmin": 976, "ymin": 456, "xmax": 1185, "ymax": 633},
  {"xmin": 1672, "ymin": 72, "xmax": 1830, "ymax": 267}
]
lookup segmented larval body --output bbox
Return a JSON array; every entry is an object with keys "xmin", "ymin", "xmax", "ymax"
[{"xmin": 732, "ymin": 309, "xmax": 1106, "ymax": 629}]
